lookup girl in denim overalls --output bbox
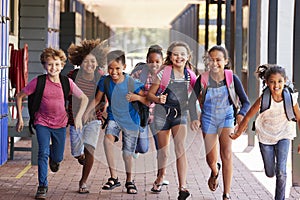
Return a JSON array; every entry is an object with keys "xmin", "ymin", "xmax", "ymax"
[
  {"xmin": 147, "ymin": 41, "xmax": 197, "ymax": 200},
  {"xmin": 189, "ymin": 45, "xmax": 250, "ymax": 200}
]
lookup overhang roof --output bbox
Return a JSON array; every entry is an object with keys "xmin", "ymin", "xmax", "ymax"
[{"xmin": 78, "ymin": 0, "xmax": 202, "ymax": 28}]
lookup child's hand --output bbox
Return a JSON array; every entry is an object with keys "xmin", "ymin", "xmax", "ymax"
[
  {"xmin": 298, "ymin": 144, "xmax": 300, "ymax": 154},
  {"xmin": 190, "ymin": 120, "xmax": 200, "ymax": 132},
  {"xmin": 126, "ymin": 92, "xmax": 138, "ymax": 102},
  {"xmin": 16, "ymin": 119, "xmax": 24, "ymax": 133},
  {"xmin": 229, "ymin": 132, "xmax": 241, "ymax": 140},
  {"xmin": 158, "ymin": 94, "xmax": 167, "ymax": 104}
]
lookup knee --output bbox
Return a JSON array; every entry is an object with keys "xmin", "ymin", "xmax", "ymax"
[
  {"xmin": 174, "ymin": 144, "xmax": 186, "ymax": 158},
  {"xmin": 220, "ymin": 148, "xmax": 232, "ymax": 161},
  {"xmin": 276, "ymin": 169, "xmax": 287, "ymax": 179},
  {"xmin": 158, "ymin": 148, "xmax": 169, "ymax": 160}
]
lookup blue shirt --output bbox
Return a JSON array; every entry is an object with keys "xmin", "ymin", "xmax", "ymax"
[{"xmin": 98, "ymin": 74, "xmax": 144, "ymax": 131}]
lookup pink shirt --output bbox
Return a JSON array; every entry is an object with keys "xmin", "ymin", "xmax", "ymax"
[{"xmin": 22, "ymin": 75, "xmax": 83, "ymax": 128}]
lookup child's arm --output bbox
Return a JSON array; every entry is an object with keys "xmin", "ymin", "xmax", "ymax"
[
  {"xmin": 126, "ymin": 90, "xmax": 150, "ymax": 106},
  {"xmin": 74, "ymin": 93, "xmax": 88, "ymax": 131},
  {"xmin": 293, "ymin": 102, "xmax": 300, "ymax": 130},
  {"xmin": 230, "ymin": 97, "xmax": 261, "ymax": 140},
  {"xmin": 15, "ymin": 91, "xmax": 28, "ymax": 132},
  {"xmin": 147, "ymin": 76, "xmax": 167, "ymax": 104},
  {"xmin": 83, "ymin": 90, "xmax": 104, "ymax": 124}
]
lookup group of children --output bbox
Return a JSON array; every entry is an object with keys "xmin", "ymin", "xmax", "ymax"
[{"xmin": 14, "ymin": 39, "xmax": 300, "ymax": 200}]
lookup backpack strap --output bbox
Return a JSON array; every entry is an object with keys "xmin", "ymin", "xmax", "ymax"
[
  {"xmin": 224, "ymin": 69, "xmax": 239, "ymax": 110},
  {"xmin": 59, "ymin": 74, "xmax": 70, "ymax": 108},
  {"xmin": 199, "ymin": 71, "xmax": 210, "ymax": 107},
  {"xmin": 103, "ymin": 76, "xmax": 111, "ymax": 103},
  {"xmin": 139, "ymin": 65, "xmax": 150, "ymax": 84},
  {"xmin": 28, "ymin": 74, "xmax": 47, "ymax": 134},
  {"xmin": 158, "ymin": 65, "xmax": 172, "ymax": 94},
  {"xmin": 282, "ymin": 87, "xmax": 296, "ymax": 121},
  {"xmin": 260, "ymin": 87, "xmax": 271, "ymax": 113},
  {"xmin": 187, "ymin": 68, "xmax": 196, "ymax": 92}
]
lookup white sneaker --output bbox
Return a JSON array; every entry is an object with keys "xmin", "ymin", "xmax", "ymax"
[
  {"xmin": 133, "ymin": 152, "xmax": 139, "ymax": 159},
  {"xmin": 162, "ymin": 180, "xmax": 169, "ymax": 185}
]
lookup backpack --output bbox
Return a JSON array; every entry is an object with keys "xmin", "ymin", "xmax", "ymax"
[
  {"xmin": 130, "ymin": 62, "xmax": 149, "ymax": 84},
  {"xmin": 199, "ymin": 69, "xmax": 239, "ymax": 110},
  {"xmin": 28, "ymin": 74, "xmax": 70, "ymax": 134},
  {"xmin": 103, "ymin": 75, "xmax": 150, "ymax": 128},
  {"xmin": 157, "ymin": 65, "xmax": 197, "ymax": 95},
  {"xmin": 260, "ymin": 83, "xmax": 296, "ymax": 121}
]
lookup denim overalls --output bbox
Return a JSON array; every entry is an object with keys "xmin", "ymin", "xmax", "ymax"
[
  {"xmin": 201, "ymin": 80, "xmax": 235, "ymax": 134},
  {"xmin": 154, "ymin": 70, "xmax": 189, "ymax": 131}
]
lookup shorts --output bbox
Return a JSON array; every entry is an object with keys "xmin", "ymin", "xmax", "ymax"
[
  {"xmin": 154, "ymin": 112, "xmax": 188, "ymax": 131},
  {"xmin": 201, "ymin": 111, "xmax": 234, "ymax": 134},
  {"xmin": 105, "ymin": 120, "xmax": 139, "ymax": 155},
  {"xmin": 70, "ymin": 120, "xmax": 101, "ymax": 157}
]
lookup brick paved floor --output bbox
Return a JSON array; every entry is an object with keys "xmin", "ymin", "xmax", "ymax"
[{"xmin": 1, "ymin": 128, "xmax": 300, "ymax": 200}]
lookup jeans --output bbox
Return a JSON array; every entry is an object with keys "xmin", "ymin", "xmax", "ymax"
[
  {"xmin": 259, "ymin": 139, "xmax": 290, "ymax": 200},
  {"xmin": 35, "ymin": 125, "xmax": 66, "ymax": 186}
]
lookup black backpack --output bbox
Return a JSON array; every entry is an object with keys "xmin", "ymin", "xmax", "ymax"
[
  {"xmin": 28, "ymin": 74, "xmax": 70, "ymax": 134},
  {"xmin": 103, "ymin": 75, "xmax": 149, "ymax": 128}
]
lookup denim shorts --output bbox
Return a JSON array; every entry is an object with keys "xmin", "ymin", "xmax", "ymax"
[
  {"xmin": 201, "ymin": 110, "xmax": 234, "ymax": 134},
  {"xmin": 70, "ymin": 120, "xmax": 101, "ymax": 157},
  {"xmin": 105, "ymin": 120, "xmax": 139, "ymax": 155}
]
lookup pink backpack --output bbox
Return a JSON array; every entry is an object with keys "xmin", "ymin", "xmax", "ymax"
[{"xmin": 158, "ymin": 65, "xmax": 196, "ymax": 94}]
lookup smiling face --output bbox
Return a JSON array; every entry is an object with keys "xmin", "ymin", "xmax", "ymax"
[
  {"xmin": 170, "ymin": 46, "xmax": 189, "ymax": 68},
  {"xmin": 81, "ymin": 53, "xmax": 98, "ymax": 74},
  {"xmin": 43, "ymin": 56, "xmax": 64, "ymax": 78},
  {"xmin": 108, "ymin": 60, "xmax": 126, "ymax": 83},
  {"xmin": 208, "ymin": 50, "xmax": 228, "ymax": 74},
  {"xmin": 147, "ymin": 52, "xmax": 163, "ymax": 73},
  {"xmin": 266, "ymin": 72, "xmax": 286, "ymax": 96}
]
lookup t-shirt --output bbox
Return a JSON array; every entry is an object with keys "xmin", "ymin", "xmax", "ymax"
[
  {"xmin": 22, "ymin": 75, "xmax": 83, "ymax": 129},
  {"xmin": 255, "ymin": 92, "xmax": 298, "ymax": 144},
  {"xmin": 98, "ymin": 74, "xmax": 143, "ymax": 131}
]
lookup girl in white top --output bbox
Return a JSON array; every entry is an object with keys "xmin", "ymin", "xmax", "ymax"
[{"xmin": 230, "ymin": 64, "xmax": 300, "ymax": 200}]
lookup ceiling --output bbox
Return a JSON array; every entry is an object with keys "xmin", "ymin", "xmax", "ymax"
[{"xmin": 78, "ymin": 0, "xmax": 203, "ymax": 28}]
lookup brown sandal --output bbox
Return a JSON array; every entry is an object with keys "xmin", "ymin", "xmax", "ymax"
[{"xmin": 208, "ymin": 163, "xmax": 221, "ymax": 191}]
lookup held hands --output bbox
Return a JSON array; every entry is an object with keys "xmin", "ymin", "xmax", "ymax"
[
  {"xmin": 229, "ymin": 124, "xmax": 248, "ymax": 140},
  {"xmin": 190, "ymin": 120, "xmax": 201, "ymax": 132}
]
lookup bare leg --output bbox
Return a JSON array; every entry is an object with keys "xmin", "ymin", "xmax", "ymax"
[
  {"xmin": 219, "ymin": 128, "xmax": 233, "ymax": 196},
  {"xmin": 103, "ymin": 134, "xmax": 117, "ymax": 178},
  {"xmin": 203, "ymin": 133, "xmax": 219, "ymax": 177},
  {"xmin": 171, "ymin": 124, "xmax": 188, "ymax": 189},
  {"xmin": 155, "ymin": 130, "xmax": 171, "ymax": 184},
  {"xmin": 78, "ymin": 146, "xmax": 94, "ymax": 193}
]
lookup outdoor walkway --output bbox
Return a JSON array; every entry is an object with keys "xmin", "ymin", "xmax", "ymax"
[{"xmin": 1, "ymin": 128, "xmax": 300, "ymax": 200}]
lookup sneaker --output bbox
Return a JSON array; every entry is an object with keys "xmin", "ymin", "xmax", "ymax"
[
  {"xmin": 132, "ymin": 152, "xmax": 139, "ymax": 159},
  {"xmin": 35, "ymin": 186, "xmax": 48, "ymax": 199},
  {"xmin": 49, "ymin": 157, "xmax": 60, "ymax": 172}
]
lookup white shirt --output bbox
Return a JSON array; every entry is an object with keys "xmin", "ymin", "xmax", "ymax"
[{"xmin": 255, "ymin": 92, "xmax": 298, "ymax": 144}]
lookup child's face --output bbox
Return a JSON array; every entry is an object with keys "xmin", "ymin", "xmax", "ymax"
[
  {"xmin": 81, "ymin": 54, "xmax": 98, "ymax": 74},
  {"xmin": 170, "ymin": 46, "xmax": 189, "ymax": 68},
  {"xmin": 266, "ymin": 73, "xmax": 286, "ymax": 96},
  {"xmin": 108, "ymin": 60, "xmax": 126, "ymax": 82},
  {"xmin": 147, "ymin": 52, "xmax": 163, "ymax": 73},
  {"xmin": 43, "ymin": 56, "xmax": 64, "ymax": 77},
  {"xmin": 208, "ymin": 50, "xmax": 228, "ymax": 73}
]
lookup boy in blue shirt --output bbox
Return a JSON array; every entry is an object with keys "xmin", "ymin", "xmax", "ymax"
[{"xmin": 83, "ymin": 50, "xmax": 149, "ymax": 194}]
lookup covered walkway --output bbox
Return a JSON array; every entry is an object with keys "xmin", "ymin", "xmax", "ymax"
[{"xmin": 0, "ymin": 128, "xmax": 300, "ymax": 200}]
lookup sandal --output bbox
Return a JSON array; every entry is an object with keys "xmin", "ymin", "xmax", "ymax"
[
  {"xmin": 125, "ymin": 181, "xmax": 138, "ymax": 194},
  {"xmin": 78, "ymin": 183, "xmax": 89, "ymax": 194},
  {"xmin": 178, "ymin": 187, "xmax": 190, "ymax": 200},
  {"xmin": 208, "ymin": 163, "xmax": 221, "ymax": 191},
  {"xmin": 102, "ymin": 177, "xmax": 121, "ymax": 190},
  {"xmin": 151, "ymin": 181, "xmax": 163, "ymax": 193},
  {"xmin": 223, "ymin": 193, "xmax": 231, "ymax": 200}
]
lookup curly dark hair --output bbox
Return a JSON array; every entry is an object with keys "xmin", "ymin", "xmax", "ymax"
[
  {"xmin": 67, "ymin": 39, "xmax": 108, "ymax": 67},
  {"xmin": 256, "ymin": 64, "xmax": 287, "ymax": 87}
]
